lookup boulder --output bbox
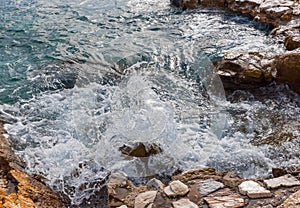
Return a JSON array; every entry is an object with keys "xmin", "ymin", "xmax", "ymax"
[{"xmin": 276, "ymin": 53, "xmax": 300, "ymax": 94}]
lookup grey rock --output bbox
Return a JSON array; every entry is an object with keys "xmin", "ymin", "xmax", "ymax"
[
  {"xmin": 147, "ymin": 178, "xmax": 165, "ymax": 191},
  {"xmin": 199, "ymin": 179, "xmax": 225, "ymax": 196}
]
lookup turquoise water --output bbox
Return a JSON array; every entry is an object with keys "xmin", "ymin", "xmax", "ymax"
[{"xmin": 1, "ymin": 0, "xmax": 299, "ymax": 205}]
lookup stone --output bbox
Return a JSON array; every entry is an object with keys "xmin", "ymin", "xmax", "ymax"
[
  {"xmin": 172, "ymin": 198, "xmax": 198, "ymax": 208},
  {"xmin": 201, "ymin": 0, "xmax": 226, "ymax": 7},
  {"xmin": 164, "ymin": 186, "xmax": 177, "ymax": 197},
  {"xmin": 169, "ymin": 180, "xmax": 189, "ymax": 196},
  {"xmin": 204, "ymin": 194, "xmax": 246, "ymax": 208},
  {"xmin": 276, "ymin": 52, "xmax": 300, "ymax": 94},
  {"xmin": 119, "ymin": 143, "xmax": 162, "ymax": 157},
  {"xmin": 117, "ymin": 205, "xmax": 128, "ymax": 208},
  {"xmin": 278, "ymin": 189, "xmax": 300, "ymax": 208},
  {"xmin": 147, "ymin": 178, "xmax": 165, "ymax": 191},
  {"xmin": 222, "ymin": 172, "xmax": 243, "ymax": 188},
  {"xmin": 199, "ymin": 179, "xmax": 225, "ymax": 196},
  {"xmin": 264, "ymin": 174, "xmax": 300, "ymax": 189},
  {"xmin": 238, "ymin": 180, "xmax": 272, "ymax": 198},
  {"xmin": 272, "ymin": 168, "xmax": 288, "ymax": 178},
  {"xmin": 284, "ymin": 29, "xmax": 300, "ymax": 50},
  {"xmin": 182, "ymin": 0, "xmax": 198, "ymax": 9},
  {"xmin": 135, "ymin": 191, "xmax": 157, "ymax": 208}
]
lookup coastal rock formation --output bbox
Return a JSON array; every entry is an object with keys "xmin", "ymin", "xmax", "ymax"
[
  {"xmin": 0, "ymin": 126, "xmax": 67, "ymax": 208},
  {"xmin": 107, "ymin": 167, "xmax": 300, "ymax": 207}
]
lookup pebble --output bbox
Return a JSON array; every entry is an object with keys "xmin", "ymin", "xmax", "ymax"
[
  {"xmin": 277, "ymin": 189, "xmax": 300, "ymax": 208},
  {"xmin": 172, "ymin": 198, "xmax": 198, "ymax": 208},
  {"xmin": 199, "ymin": 179, "xmax": 225, "ymax": 196},
  {"xmin": 134, "ymin": 191, "xmax": 157, "ymax": 208},
  {"xmin": 264, "ymin": 174, "xmax": 300, "ymax": 189},
  {"xmin": 238, "ymin": 180, "xmax": 272, "ymax": 198}
]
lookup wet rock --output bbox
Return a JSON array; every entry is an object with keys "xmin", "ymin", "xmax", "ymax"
[
  {"xmin": 216, "ymin": 52, "xmax": 276, "ymax": 90},
  {"xmin": 273, "ymin": 168, "xmax": 288, "ymax": 178},
  {"xmin": 276, "ymin": 52, "xmax": 300, "ymax": 94},
  {"xmin": 147, "ymin": 178, "xmax": 165, "ymax": 191},
  {"xmin": 264, "ymin": 174, "xmax": 300, "ymax": 189},
  {"xmin": 134, "ymin": 190, "xmax": 157, "ymax": 208},
  {"xmin": 170, "ymin": 0, "xmax": 198, "ymax": 9},
  {"xmin": 285, "ymin": 29, "xmax": 300, "ymax": 50},
  {"xmin": 164, "ymin": 180, "xmax": 189, "ymax": 197},
  {"xmin": 278, "ymin": 189, "xmax": 300, "ymax": 208},
  {"xmin": 201, "ymin": 0, "xmax": 226, "ymax": 7},
  {"xmin": 119, "ymin": 143, "xmax": 162, "ymax": 157},
  {"xmin": 204, "ymin": 194, "xmax": 246, "ymax": 208},
  {"xmin": 172, "ymin": 198, "xmax": 198, "ymax": 208},
  {"xmin": 199, "ymin": 179, "xmax": 225, "ymax": 196},
  {"xmin": 238, "ymin": 180, "xmax": 272, "ymax": 198}
]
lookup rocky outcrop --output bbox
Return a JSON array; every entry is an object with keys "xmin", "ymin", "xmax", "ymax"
[
  {"xmin": 0, "ymin": 126, "xmax": 67, "ymax": 208},
  {"xmin": 107, "ymin": 167, "xmax": 300, "ymax": 207},
  {"xmin": 216, "ymin": 51, "xmax": 300, "ymax": 94}
]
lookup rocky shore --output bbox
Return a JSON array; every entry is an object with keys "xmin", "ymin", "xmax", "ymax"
[
  {"xmin": 172, "ymin": 0, "xmax": 300, "ymax": 94},
  {"xmin": 107, "ymin": 167, "xmax": 300, "ymax": 208}
]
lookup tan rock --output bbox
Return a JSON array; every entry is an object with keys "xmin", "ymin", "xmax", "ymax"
[
  {"xmin": 204, "ymin": 194, "xmax": 246, "ymax": 208},
  {"xmin": 276, "ymin": 53, "xmax": 300, "ymax": 94},
  {"xmin": 172, "ymin": 198, "xmax": 198, "ymax": 208},
  {"xmin": 169, "ymin": 180, "xmax": 189, "ymax": 196},
  {"xmin": 238, "ymin": 180, "xmax": 272, "ymax": 198},
  {"xmin": 135, "ymin": 190, "xmax": 157, "ymax": 208},
  {"xmin": 264, "ymin": 174, "xmax": 300, "ymax": 189},
  {"xmin": 277, "ymin": 189, "xmax": 300, "ymax": 208}
]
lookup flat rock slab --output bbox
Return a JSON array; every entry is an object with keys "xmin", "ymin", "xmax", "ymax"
[
  {"xmin": 264, "ymin": 174, "xmax": 300, "ymax": 189},
  {"xmin": 278, "ymin": 189, "xmax": 300, "ymax": 208},
  {"xmin": 172, "ymin": 198, "xmax": 198, "ymax": 208},
  {"xmin": 135, "ymin": 191, "xmax": 157, "ymax": 208},
  {"xmin": 199, "ymin": 179, "xmax": 225, "ymax": 196},
  {"xmin": 204, "ymin": 195, "xmax": 245, "ymax": 208},
  {"xmin": 238, "ymin": 180, "xmax": 272, "ymax": 198}
]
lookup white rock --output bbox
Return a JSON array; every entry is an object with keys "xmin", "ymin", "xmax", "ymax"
[
  {"xmin": 238, "ymin": 180, "xmax": 272, "ymax": 198},
  {"xmin": 264, "ymin": 174, "xmax": 300, "ymax": 189},
  {"xmin": 164, "ymin": 185, "xmax": 177, "ymax": 197},
  {"xmin": 117, "ymin": 205, "xmax": 128, "ymax": 208},
  {"xmin": 134, "ymin": 190, "xmax": 157, "ymax": 208},
  {"xmin": 169, "ymin": 180, "xmax": 189, "ymax": 196},
  {"xmin": 172, "ymin": 198, "xmax": 198, "ymax": 208}
]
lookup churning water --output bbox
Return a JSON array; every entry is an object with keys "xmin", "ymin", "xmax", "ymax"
[{"xmin": 0, "ymin": 0, "xmax": 299, "ymax": 205}]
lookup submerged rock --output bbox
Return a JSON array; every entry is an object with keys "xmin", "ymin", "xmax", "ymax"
[{"xmin": 119, "ymin": 142, "xmax": 162, "ymax": 157}]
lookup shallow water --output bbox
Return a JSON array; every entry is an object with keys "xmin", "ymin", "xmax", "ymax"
[{"xmin": 0, "ymin": 0, "xmax": 299, "ymax": 205}]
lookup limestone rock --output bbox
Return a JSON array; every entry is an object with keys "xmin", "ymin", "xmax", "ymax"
[
  {"xmin": 169, "ymin": 180, "xmax": 189, "ymax": 196},
  {"xmin": 135, "ymin": 191, "xmax": 157, "ymax": 208},
  {"xmin": 199, "ymin": 179, "xmax": 225, "ymax": 196},
  {"xmin": 164, "ymin": 180, "xmax": 189, "ymax": 197},
  {"xmin": 264, "ymin": 174, "xmax": 300, "ymax": 189},
  {"xmin": 276, "ymin": 53, "xmax": 300, "ymax": 94},
  {"xmin": 238, "ymin": 180, "xmax": 272, "ymax": 198},
  {"xmin": 278, "ymin": 189, "xmax": 300, "ymax": 208},
  {"xmin": 204, "ymin": 194, "xmax": 246, "ymax": 208},
  {"xmin": 172, "ymin": 198, "xmax": 198, "ymax": 208}
]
